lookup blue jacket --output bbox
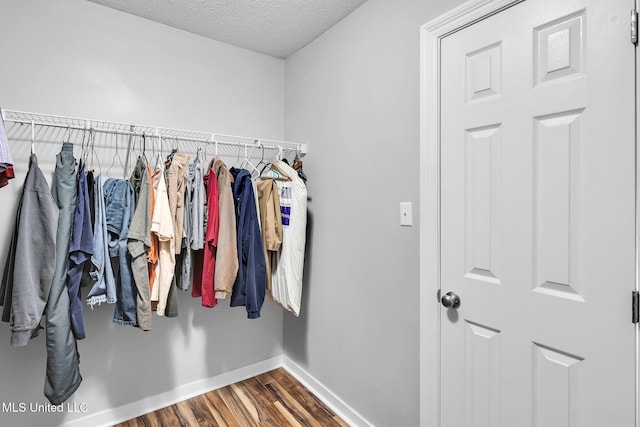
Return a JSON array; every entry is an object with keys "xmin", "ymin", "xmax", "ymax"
[
  {"xmin": 67, "ymin": 161, "xmax": 93, "ymax": 340},
  {"xmin": 229, "ymin": 168, "xmax": 266, "ymax": 319},
  {"xmin": 103, "ymin": 178, "xmax": 137, "ymax": 326}
]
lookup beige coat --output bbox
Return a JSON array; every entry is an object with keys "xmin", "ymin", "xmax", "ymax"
[
  {"xmin": 212, "ymin": 157, "xmax": 239, "ymax": 298},
  {"xmin": 165, "ymin": 153, "xmax": 189, "ymax": 255},
  {"xmin": 256, "ymin": 180, "xmax": 282, "ymax": 292}
]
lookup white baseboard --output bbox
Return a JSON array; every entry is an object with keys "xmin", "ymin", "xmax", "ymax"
[
  {"xmin": 62, "ymin": 354, "xmax": 371, "ymax": 427},
  {"xmin": 282, "ymin": 356, "xmax": 373, "ymax": 427},
  {"xmin": 62, "ymin": 355, "xmax": 283, "ymax": 427}
]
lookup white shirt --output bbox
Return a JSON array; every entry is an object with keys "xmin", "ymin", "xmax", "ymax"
[{"xmin": 267, "ymin": 161, "xmax": 307, "ymax": 316}]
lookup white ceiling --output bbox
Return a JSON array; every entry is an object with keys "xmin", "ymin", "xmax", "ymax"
[{"xmin": 88, "ymin": 0, "xmax": 369, "ymax": 59}]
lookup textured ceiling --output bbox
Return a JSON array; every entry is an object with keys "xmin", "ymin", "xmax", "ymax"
[{"xmin": 88, "ymin": 0, "xmax": 368, "ymax": 58}]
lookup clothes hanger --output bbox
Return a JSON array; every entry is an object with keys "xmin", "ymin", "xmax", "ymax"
[
  {"xmin": 280, "ymin": 146, "xmax": 290, "ymax": 165},
  {"xmin": 153, "ymin": 135, "xmax": 163, "ymax": 170},
  {"xmin": 259, "ymin": 159, "xmax": 291, "ymax": 181},
  {"xmin": 201, "ymin": 141, "xmax": 208, "ymax": 165},
  {"xmin": 150, "ymin": 132, "xmax": 157, "ymax": 164},
  {"xmin": 166, "ymin": 137, "xmax": 178, "ymax": 163},
  {"xmin": 259, "ymin": 146, "xmax": 285, "ymax": 178},
  {"xmin": 253, "ymin": 143, "xmax": 266, "ymax": 177},
  {"xmin": 63, "ymin": 125, "xmax": 71, "ymax": 143},
  {"xmin": 89, "ymin": 129, "xmax": 103, "ymax": 175},
  {"xmin": 78, "ymin": 127, "xmax": 90, "ymax": 167},
  {"xmin": 130, "ymin": 132, "xmax": 141, "ymax": 163},
  {"xmin": 270, "ymin": 165, "xmax": 290, "ymax": 181},
  {"xmin": 76, "ymin": 127, "xmax": 86, "ymax": 160},
  {"xmin": 241, "ymin": 144, "xmax": 259, "ymax": 174},
  {"xmin": 79, "ymin": 127, "xmax": 87, "ymax": 163},
  {"xmin": 83, "ymin": 128, "xmax": 93, "ymax": 164},
  {"xmin": 259, "ymin": 145, "xmax": 276, "ymax": 176},
  {"xmin": 84, "ymin": 128, "xmax": 96, "ymax": 166},
  {"xmin": 267, "ymin": 151, "xmax": 292, "ymax": 181},
  {"xmin": 140, "ymin": 133, "xmax": 149, "ymax": 164},
  {"xmin": 106, "ymin": 132, "xmax": 125, "ymax": 177},
  {"xmin": 192, "ymin": 143, "xmax": 205, "ymax": 170},
  {"xmin": 259, "ymin": 161, "xmax": 272, "ymax": 176},
  {"xmin": 206, "ymin": 134, "xmax": 214, "ymax": 162},
  {"xmin": 231, "ymin": 143, "xmax": 242, "ymax": 168},
  {"xmin": 30, "ymin": 120, "xmax": 35, "ymax": 156}
]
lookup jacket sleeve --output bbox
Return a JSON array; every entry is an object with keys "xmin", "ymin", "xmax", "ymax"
[{"xmin": 244, "ymin": 187, "xmax": 267, "ymax": 319}]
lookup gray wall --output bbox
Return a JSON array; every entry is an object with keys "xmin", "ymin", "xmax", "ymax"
[
  {"xmin": 283, "ymin": 0, "xmax": 463, "ymax": 425},
  {"xmin": 0, "ymin": 1, "xmax": 285, "ymax": 426},
  {"xmin": 0, "ymin": 0, "xmax": 473, "ymax": 425}
]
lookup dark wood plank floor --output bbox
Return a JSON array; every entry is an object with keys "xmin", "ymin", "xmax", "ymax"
[{"xmin": 115, "ymin": 368, "xmax": 349, "ymax": 427}]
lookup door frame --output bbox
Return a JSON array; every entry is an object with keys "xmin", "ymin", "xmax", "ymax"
[{"xmin": 418, "ymin": 0, "xmax": 638, "ymax": 426}]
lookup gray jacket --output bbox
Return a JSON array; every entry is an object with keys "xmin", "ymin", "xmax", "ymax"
[{"xmin": 0, "ymin": 154, "xmax": 58, "ymax": 346}]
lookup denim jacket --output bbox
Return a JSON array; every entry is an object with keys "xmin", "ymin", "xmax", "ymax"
[
  {"xmin": 86, "ymin": 175, "xmax": 117, "ymax": 307},
  {"xmin": 103, "ymin": 178, "xmax": 137, "ymax": 325}
]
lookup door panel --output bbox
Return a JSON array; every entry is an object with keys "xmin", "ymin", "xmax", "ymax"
[
  {"xmin": 532, "ymin": 343, "xmax": 583, "ymax": 427},
  {"xmin": 533, "ymin": 109, "xmax": 584, "ymax": 301},
  {"xmin": 439, "ymin": 0, "xmax": 636, "ymax": 426},
  {"xmin": 464, "ymin": 321, "xmax": 501, "ymax": 427},
  {"xmin": 465, "ymin": 124, "xmax": 502, "ymax": 285}
]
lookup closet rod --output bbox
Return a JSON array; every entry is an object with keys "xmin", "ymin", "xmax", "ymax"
[{"xmin": 0, "ymin": 109, "xmax": 307, "ymax": 155}]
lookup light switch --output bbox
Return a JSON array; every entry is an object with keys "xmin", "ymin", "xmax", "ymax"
[{"xmin": 400, "ymin": 202, "xmax": 413, "ymax": 226}]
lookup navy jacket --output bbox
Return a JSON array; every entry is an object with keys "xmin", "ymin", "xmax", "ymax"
[{"xmin": 229, "ymin": 168, "xmax": 266, "ymax": 319}]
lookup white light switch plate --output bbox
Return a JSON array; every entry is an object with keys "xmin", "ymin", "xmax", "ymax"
[{"xmin": 400, "ymin": 202, "xmax": 413, "ymax": 226}]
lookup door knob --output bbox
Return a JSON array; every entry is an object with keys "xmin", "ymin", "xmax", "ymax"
[{"xmin": 441, "ymin": 291, "xmax": 461, "ymax": 309}]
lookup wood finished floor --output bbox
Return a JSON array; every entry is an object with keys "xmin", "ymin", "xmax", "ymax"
[{"xmin": 115, "ymin": 368, "xmax": 349, "ymax": 427}]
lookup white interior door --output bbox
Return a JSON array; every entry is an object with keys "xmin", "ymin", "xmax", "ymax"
[{"xmin": 439, "ymin": 0, "xmax": 636, "ymax": 426}]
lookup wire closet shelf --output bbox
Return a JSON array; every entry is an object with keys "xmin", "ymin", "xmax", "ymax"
[{"xmin": 0, "ymin": 109, "xmax": 307, "ymax": 162}]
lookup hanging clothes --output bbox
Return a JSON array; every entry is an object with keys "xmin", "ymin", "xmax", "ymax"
[
  {"xmin": 165, "ymin": 153, "xmax": 189, "ymax": 255},
  {"xmin": 45, "ymin": 142, "xmax": 82, "ymax": 405},
  {"xmin": 165, "ymin": 152, "xmax": 189, "ymax": 315},
  {"xmin": 67, "ymin": 160, "xmax": 94, "ymax": 340},
  {"xmin": 188, "ymin": 150, "xmax": 206, "ymax": 302},
  {"xmin": 86, "ymin": 175, "xmax": 117, "ymax": 307},
  {"xmin": 193, "ymin": 164, "xmax": 219, "ymax": 308},
  {"xmin": 127, "ymin": 157, "xmax": 153, "ymax": 331},
  {"xmin": 0, "ymin": 110, "xmax": 14, "ymax": 189},
  {"xmin": 293, "ymin": 156, "xmax": 307, "ymax": 183},
  {"xmin": 262, "ymin": 161, "xmax": 308, "ymax": 316},
  {"xmin": 230, "ymin": 167, "xmax": 266, "ymax": 319},
  {"xmin": 150, "ymin": 165, "xmax": 175, "ymax": 316},
  {"xmin": 0, "ymin": 154, "xmax": 57, "ymax": 346},
  {"xmin": 104, "ymin": 177, "xmax": 137, "ymax": 326},
  {"xmin": 212, "ymin": 156, "xmax": 238, "ymax": 299},
  {"xmin": 146, "ymin": 164, "xmax": 159, "ymax": 294},
  {"xmin": 79, "ymin": 170, "xmax": 96, "ymax": 291},
  {"xmin": 190, "ymin": 149, "xmax": 206, "ymax": 251},
  {"xmin": 256, "ymin": 179, "xmax": 283, "ymax": 293},
  {"xmin": 86, "ymin": 170, "xmax": 96, "ymax": 227},
  {"xmin": 179, "ymin": 164, "xmax": 193, "ymax": 292},
  {"xmin": 181, "ymin": 149, "xmax": 205, "ymax": 293}
]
